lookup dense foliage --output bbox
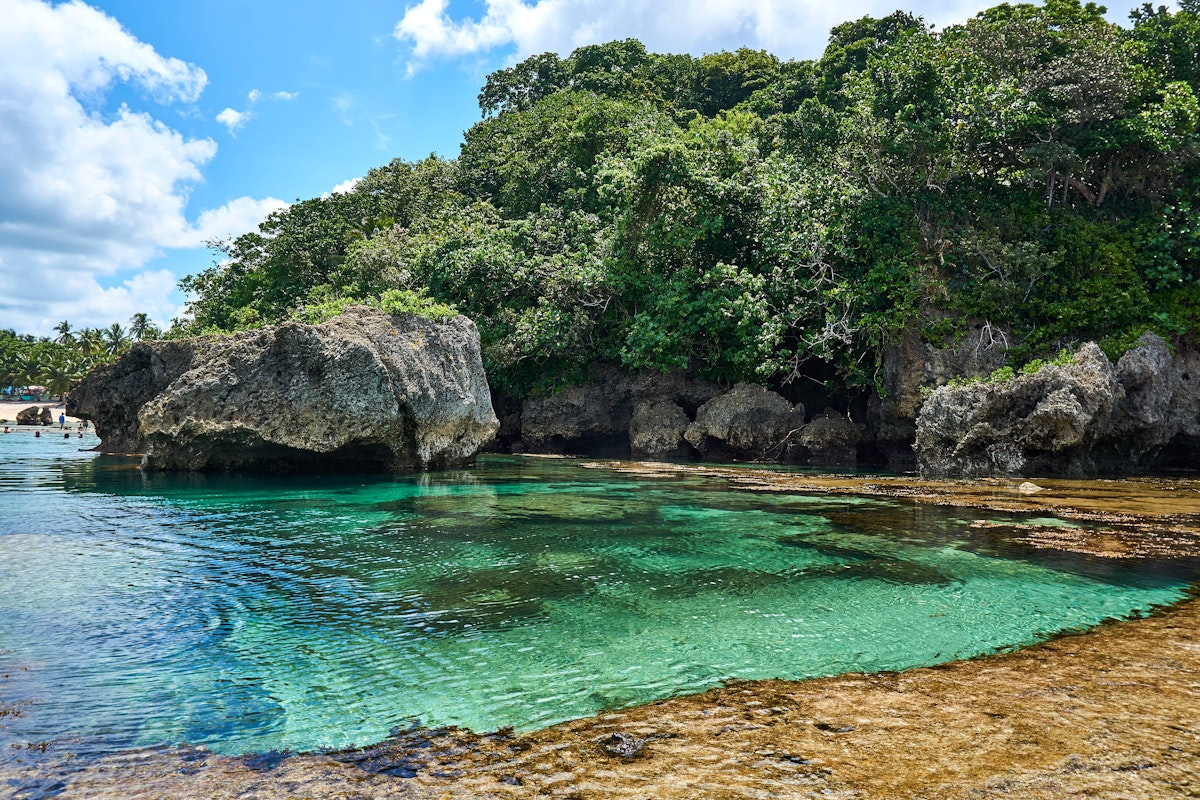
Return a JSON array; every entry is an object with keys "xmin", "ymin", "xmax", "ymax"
[
  {"xmin": 0, "ymin": 316, "xmax": 157, "ymax": 399},
  {"xmin": 177, "ymin": 0, "xmax": 1200, "ymax": 397}
]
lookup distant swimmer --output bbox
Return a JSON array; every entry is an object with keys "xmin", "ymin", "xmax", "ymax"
[{"xmin": 34, "ymin": 430, "xmax": 40, "ymax": 438}]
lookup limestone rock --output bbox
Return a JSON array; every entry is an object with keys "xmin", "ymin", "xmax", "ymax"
[
  {"xmin": 799, "ymin": 411, "xmax": 862, "ymax": 467},
  {"xmin": 520, "ymin": 366, "xmax": 633, "ymax": 454},
  {"xmin": 517, "ymin": 368, "xmax": 721, "ymax": 456},
  {"xmin": 38, "ymin": 407, "xmax": 53, "ymax": 426},
  {"xmin": 684, "ymin": 383, "xmax": 803, "ymax": 460},
  {"xmin": 68, "ymin": 307, "xmax": 498, "ymax": 472},
  {"xmin": 871, "ymin": 322, "xmax": 1010, "ymax": 466},
  {"xmin": 15, "ymin": 406, "xmax": 44, "ymax": 426},
  {"xmin": 912, "ymin": 335, "xmax": 1200, "ymax": 477},
  {"xmin": 629, "ymin": 400, "xmax": 691, "ymax": 459}
]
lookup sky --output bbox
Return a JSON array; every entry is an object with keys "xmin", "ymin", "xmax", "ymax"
[{"xmin": 0, "ymin": 0, "xmax": 1138, "ymax": 336}]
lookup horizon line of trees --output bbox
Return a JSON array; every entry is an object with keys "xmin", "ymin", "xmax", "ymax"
[{"xmin": 0, "ymin": 313, "xmax": 160, "ymax": 399}]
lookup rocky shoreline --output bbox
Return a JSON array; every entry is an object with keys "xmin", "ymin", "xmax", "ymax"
[{"xmin": 3, "ymin": 466, "xmax": 1197, "ymax": 800}]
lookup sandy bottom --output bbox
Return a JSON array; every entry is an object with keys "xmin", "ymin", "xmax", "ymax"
[{"xmin": 2, "ymin": 465, "xmax": 1198, "ymax": 799}]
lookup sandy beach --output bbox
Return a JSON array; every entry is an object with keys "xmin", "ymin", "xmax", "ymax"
[{"xmin": 0, "ymin": 398, "xmax": 83, "ymax": 428}]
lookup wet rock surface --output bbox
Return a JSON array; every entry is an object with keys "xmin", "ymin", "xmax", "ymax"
[
  {"xmin": 67, "ymin": 307, "xmax": 498, "ymax": 472},
  {"xmin": 916, "ymin": 333, "xmax": 1200, "ymax": 477}
]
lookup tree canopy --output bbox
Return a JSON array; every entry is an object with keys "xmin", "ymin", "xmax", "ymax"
[{"xmin": 174, "ymin": 0, "xmax": 1200, "ymax": 399}]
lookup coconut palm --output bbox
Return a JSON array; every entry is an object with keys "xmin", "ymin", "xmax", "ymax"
[
  {"xmin": 129, "ymin": 313, "xmax": 156, "ymax": 342},
  {"xmin": 53, "ymin": 320, "xmax": 75, "ymax": 346},
  {"xmin": 102, "ymin": 324, "xmax": 130, "ymax": 357},
  {"xmin": 40, "ymin": 352, "xmax": 81, "ymax": 399},
  {"xmin": 75, "ymin": 328, "xmax": 104, "ymax": 363}
]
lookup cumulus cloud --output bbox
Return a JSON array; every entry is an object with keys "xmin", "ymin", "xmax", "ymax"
[
  {"xmin": 394, "ymin": 0, "xmax": 993, "ymax": 70},
  {"xmin": 216, "ymin": 106, "xmax": 250, "ymax": 134},
  {"xmin": 0, "ymin": 0, "xmax": 281, "ymax": 334},
  {"xmin": 330, "ymin": 177, "xmax": 362, "ymax": 195},
  {"xmin": 172, "ymin": 195, "xmax": 289, "ymax": 248}
]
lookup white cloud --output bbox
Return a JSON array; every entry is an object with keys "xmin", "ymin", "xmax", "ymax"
[
  {"xmin": 330, "ymin": 177, "xmax": 362, "ymax": 195},
  {"xmin": 394, "ymin": 0, "xmax": 995, "ymax": 70},
  {"xmin": 271, "ymin": 90, "xmax": 298, "ymax": 101},
  {"xmin": 216, "ymin": 106, "xmax": 250, "ymax": 133},
  {"xmin": 0, "ymin": 0, "xmax": 281, "ymax": 335},
  {"xmin": 171, "ymin": 195, "xmax": 290, "ymax": 248}
]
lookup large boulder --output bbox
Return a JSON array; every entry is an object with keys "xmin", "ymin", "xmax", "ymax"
[
  {"xmin": 629, "ymin": 400, "xmax": 692, "ymax": 459},
  {"xmin": 15, "ymin": 406, "xmax": 44, "ymax": 426},
  {"xmin": 68, "ymin": 307, "xmax": 498, "ymax": 472},
  {"xmin": 684, "ymin": 383, "xmax": 804, "ymax": 461},
  {"xmin": 799, "ymin": 411, "xmax": 862, "ymax": 467},
  {"xmin": 915, "ymin": 334, "xmax": 1200, "ymax": 477}
]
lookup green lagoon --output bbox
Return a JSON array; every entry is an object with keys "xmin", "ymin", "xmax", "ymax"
[{"xmin": 0, "ymin": 433, "xmax": 1195, "ymax": 760}]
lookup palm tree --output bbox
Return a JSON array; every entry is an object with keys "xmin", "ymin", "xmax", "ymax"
[
  {"xmin": 129, "ymin": 313, "xmax": 154, "ymax": 342},
  {"xmin": 102, "ymin": 324, "xmax": 129, "ymax": 357},
  {"xmin": 53, "ymin": 320, "xmax": 74, "ymax": 346},
  {"xmin": 75, "ymin": 328, "xmax": 104, "ymax": 363},
  {"xmin": 40, "ymin": 352, "xmax": 81, "ymax": 399}
]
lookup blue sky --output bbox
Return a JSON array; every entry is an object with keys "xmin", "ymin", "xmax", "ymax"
[{"xmin": 0, "ymin": 0, "xmax": 1140, "ymax": 336}]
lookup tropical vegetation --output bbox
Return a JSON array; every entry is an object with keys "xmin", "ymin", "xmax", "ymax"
[
  {"xmin": 16, "ymin": 0, "xmax": 1200, "ymax": 405},
  {"xmin": 0, "ymin": 315, "xmax": 159, "ymax": 400}
]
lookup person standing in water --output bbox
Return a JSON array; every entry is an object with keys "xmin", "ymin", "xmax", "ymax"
[{"xmin": 58, "ymin": 412, "xmax": 66, "ymax": 429}]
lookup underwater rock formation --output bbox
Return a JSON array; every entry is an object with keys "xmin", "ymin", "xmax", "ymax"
[
  {"xmin": 68, "ymin": 307, "xmax": 498, "ymax": 472},
  {"xmin": 916, "ymin": 333, "xmax": 1199, "ymax": 477}
]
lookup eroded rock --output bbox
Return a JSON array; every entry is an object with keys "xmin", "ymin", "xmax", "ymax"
[
  {"xmin": 684, "ymin": 383, "xmax": 804, "ymax": 461},
  {"xmin": 15, "ymin": 406, "xmax": 44, "ymax": 426},
  {"xmin": 799, "ymin": 411, "xmax": 862, "ymax": 467},
  {"xmin": 68, "ymin": 307, "xmax": 498, "ymax": 472},
  {"xmin": 915, "ymin": 333, "xmax": 1200, "ymax": 477}
]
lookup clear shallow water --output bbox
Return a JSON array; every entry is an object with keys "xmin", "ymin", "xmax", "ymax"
[{"xmin": 0, "ymin": 434, "xmax": 1195, "ymax": 760}]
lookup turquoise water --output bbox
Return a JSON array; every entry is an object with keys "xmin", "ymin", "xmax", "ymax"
[{"xmin": 0, "ymin": 433, "xmax": 1195, "ymax": 760}]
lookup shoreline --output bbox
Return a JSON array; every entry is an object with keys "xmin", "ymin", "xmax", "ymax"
[{"xmin": 2, "ymin": 462, "xmax": 1197, "ymax": 799}]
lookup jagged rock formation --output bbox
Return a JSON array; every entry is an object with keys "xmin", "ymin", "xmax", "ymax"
[
  {"xmin": 870, "ymin": 321, "xmax": 1010, "ymax": 467},
  {"xmin": 15, "ymin": 406, "xmax": 48, "ymax": 426},
  {"xmin": 684, "ymin": 383, "xmax": 805, "ymax": 461},
  {"xmin": 507, "ymin": 370, "xmax": 873, "ymax": 464},
  {"xmin": 915, "ymin": 333, "xmax": 1199, "ymax": 477},
  {"xmin": 68, "ymin": 307, "xmax": 498, "ymax": 472}
]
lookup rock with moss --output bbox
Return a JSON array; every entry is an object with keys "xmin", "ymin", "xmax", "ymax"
[
  {"xmin": 68, "ymin": 307, "xmax": 498, "ymax": 472},
  {"xmin": 915, "ymin": 333, "xmax": 1199, "ymax": 477}
]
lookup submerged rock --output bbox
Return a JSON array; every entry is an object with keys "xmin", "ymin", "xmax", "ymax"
[
  {"xmin": 915, "ymin": 333, "xmax": 1200, "ymax": 477},
  {"xmin": 68, "ymin": 307, "xmax": 499, "ymax": 472}
]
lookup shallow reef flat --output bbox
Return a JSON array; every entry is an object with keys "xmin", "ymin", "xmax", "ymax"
[{"xmin": 4, "ymin": 464, "xmax": 1198, "ymax": 800}]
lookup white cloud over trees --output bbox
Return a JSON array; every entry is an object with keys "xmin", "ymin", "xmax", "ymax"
[
  {"xmin": 0, "ymin": 0, "xmax": 283, "ymax": 334},
  {"xmin": 393, "ymin": 0, "xmax": 992, "ymax": 71}
]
